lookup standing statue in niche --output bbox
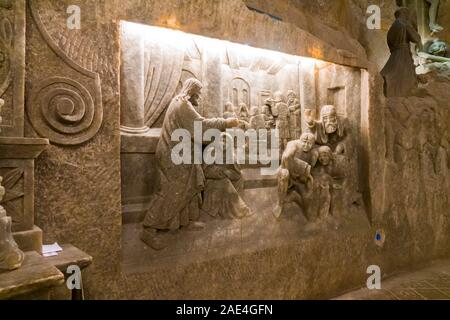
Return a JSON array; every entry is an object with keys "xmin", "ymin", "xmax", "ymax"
[
  {"xmin": 305, "ymin": 105, "xmax": 347, "ymax": 154},
  {"xmin": 0, "ymin": 176, "xmax": 25, "ymax": 271},
  {"xmin": 381, "ymin": 7, "xmax": 423, "ymax": 97},
  {"xmin": 273, "ymin": 133, "xmax": 317, "ymax": 218},
  {"xmin": 287, "ymin": 90, "xmax": 301, "ymax": 140},
  {"xmin": 268, "ymin": 92, "xmax": 290, "ymax": 152},
  {"xmin": 141, "ymin": 79, "xmax": 239, "ymax": 250}
]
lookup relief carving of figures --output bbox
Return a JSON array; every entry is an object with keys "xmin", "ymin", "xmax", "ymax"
[
  {"xmin": 267, "ymin": 91, "xmax": 290, "ymax": 152},
  {"xmin": 273, "ymin": 133, "xmax": 317, "ymax": 219},
  {"xmin": 223, "ymin": 101, "xmax": 237, "ymax": 119},
  {"xmin": 274, "ymin": 103, "xmax": 351, "ymax": 224},
  {"xmin": 237, "ymin": 102, "xmax": 250, "ymax": 123},
  {"xmin": 141, "ymin": 79, "xmax": 239, "ymax": 250},
  {"xmin": 287, "ymin": 90, "xmax": 301, "ymax": 140},
  {"xmin": 306, "ymin": 146, "xmax": 345, "ymax": 223},
  {"xmin": 262, "ymin": 103, "xmax": 275, "ymax": 130},
  {"xmin": 249, "ymin": 106, "xmax": 266, "ymax": 130},
  {"xmin": 0, "ymin": 176, "xmax": 24, "ymax": 271}
]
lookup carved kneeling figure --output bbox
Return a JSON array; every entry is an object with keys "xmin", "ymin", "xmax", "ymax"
[
  {"xmin": 0, "ymin": 177, "xmax": 24, "ymax": 271},
  {"xmin": 202, "ymin": 163, "xmax": 252, "ymax": 219},
  {"xmin": 273, "ymin": 133, "xmax": 317, "ymax": 218}
]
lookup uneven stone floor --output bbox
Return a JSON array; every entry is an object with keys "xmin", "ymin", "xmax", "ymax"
[{"xmin": 334, "ymin": 260, "xmax": 450, "ymax": 300}]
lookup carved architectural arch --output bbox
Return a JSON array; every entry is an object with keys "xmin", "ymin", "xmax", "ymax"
[{"xmin": 231, "ymin": 77, "xmax": 250, "ymax": 107}]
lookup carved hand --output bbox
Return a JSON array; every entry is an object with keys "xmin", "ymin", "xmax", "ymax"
[
  {"xmin": 304, "ymin": 109, "xmax": 315, "ymax": 125},
  {"xmin": 225, "ymin": 118, "xmax": 240, "ymax": 128}
]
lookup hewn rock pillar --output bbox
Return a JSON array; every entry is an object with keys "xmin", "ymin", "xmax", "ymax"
[
  {"xmin": 299, "ymin": 59, "xmax": 317, "ymax": 131},
  {"xmin": 120, "ymin": 22, "xmax": 149, "ymax": 133}
]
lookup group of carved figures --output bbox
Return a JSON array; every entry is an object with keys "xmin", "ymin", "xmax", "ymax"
[
  {"xmin": 223, "ymin": 90, "xmax": 301, "ymax": 151},
  {"xmin": 140, "ymin": 78, "xmax": 351, "ymax": 250},
  {"xmin": 382, "ymin": 3, "xmax": 449, "ymax": 97},
  {"xmin": 274, "ymin": 105, "xmax": 348, "ymax": 222}
]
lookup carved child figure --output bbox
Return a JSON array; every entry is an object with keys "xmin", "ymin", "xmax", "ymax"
[
  {"xmin": 262, "ymin": 104, "xmax": 274, "ymax": 130},
  {"xmin": 223, "ymin": 101, "xmax": 237, "ymax": 119},
  {"xmin": 287, "ymin": 90, "xmax": 301, "ymax": 140},
  {"xmin": 249, "ymin": 106, "xmax": 265, "ymax": 130},
  {"xmin": 305, "ymin": 146, "xmax": 344, "ymax": 222},
  {"xmin": 0, "ymin": 176, "xmax": 25, "ymax": 271}
]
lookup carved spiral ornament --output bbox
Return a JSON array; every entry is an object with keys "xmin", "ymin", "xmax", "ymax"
[{"xmin": 27, "ymin": 77, "xmax": 102, "ymax": 145}]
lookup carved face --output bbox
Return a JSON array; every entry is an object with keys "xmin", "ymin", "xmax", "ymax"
[
  {"xmin": 320, "ymin": 106, "xmax": 338, "ymax": 134},
  {"xmin": 299, "ymin": 134, "xmax": 315, "ymax": 153},
  {"xmin": 189, "ymin": 89, "xmax": 201, "ymax": 107},
  {"xmin": 323, "ymin": 113, "xmax": 338, "ymax": 134},
  {"xmin": 287, "ymin": 91, "xmax": 296, "ymax": 104},
  {"xmin": 318, "ymin": 147, "xmax": 332, "ymax": 166}
]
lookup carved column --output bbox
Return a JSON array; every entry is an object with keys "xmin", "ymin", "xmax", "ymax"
[
  {"xmin": 0, "ymin": 0, "xmax": 48, "ymax": 254},
  {"xmin": 120, "ymin": 22, "xmax": 149, "ymax": 134},
  {"xmin": 299, "ymin": 59, "xmax": 317, "ymax": 131},
  {"xmin": 201, "ymin": 47, "xmax": 223, "ymax": 118}
]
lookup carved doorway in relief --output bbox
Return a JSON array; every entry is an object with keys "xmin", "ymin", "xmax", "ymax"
[{"xmin": 231, "ymin": 77, "xmax": 250, "ymax": 107}]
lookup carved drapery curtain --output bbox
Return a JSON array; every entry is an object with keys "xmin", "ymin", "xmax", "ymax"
[{"xmin": 143, "ymin": 39, "xmax": 184, "ymax": 128}]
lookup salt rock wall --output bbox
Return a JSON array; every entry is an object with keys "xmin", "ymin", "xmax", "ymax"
[
  {"xmin": 21, "ymin": 0, "xmax": 450, "ymax": 299},
  {"xmin": 383, "ymin": 77, "xmax": 450, "ymax": 264}
]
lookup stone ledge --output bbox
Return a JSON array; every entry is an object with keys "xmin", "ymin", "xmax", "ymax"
[
  {"xmin": 120, "ymin": 128, "xmax": 161, "ymax": 154},
  {"xmin": 44, "ymin": 244, "xmax": 93, "ymax": 272},
  {"xmin": 0, "ymin": 251, "xmax": 64, "ymax": 300},
  {"xmin": 0, "ymin": 137, "xmax": 49, "ymax": 159}
]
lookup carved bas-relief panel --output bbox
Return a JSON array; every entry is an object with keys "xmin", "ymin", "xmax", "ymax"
[
  {"xmin": 119, "ymin": 22, "xmax": 369, "ymax": 272},
  {"xmin": 26, "ymin": 2, "xmax": 103, "ymax": 146},
  {"xmin": 0, "ymin": 0, "xmax": 25, "ymax": 137}
]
